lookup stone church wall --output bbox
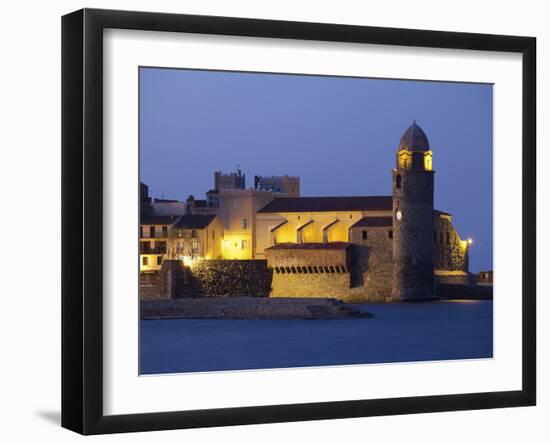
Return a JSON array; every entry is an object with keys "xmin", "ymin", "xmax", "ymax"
[{"xmin": 433, "ymin": 216, "xmax": 472, "ymax": 285}]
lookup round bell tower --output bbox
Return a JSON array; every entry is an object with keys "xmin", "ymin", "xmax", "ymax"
[{"xmin": 392, "ymin": 121, "xmax": 436, "ymax": 301}]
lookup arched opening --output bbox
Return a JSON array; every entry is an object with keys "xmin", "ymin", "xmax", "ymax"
[{"xmin": 396, "ymin": 174, "xmax": 402, "ymax": 189}]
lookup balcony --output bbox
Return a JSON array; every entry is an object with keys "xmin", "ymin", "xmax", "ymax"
[
  {"xmin": 140, "ymin": 240, "xmax": 167, "ymax": 255},
  {"xmin": 140, "ymin": 230, "xmax": 169, "ymax": 239},
  {"xmin": 140, "ymin": 247, "xmax": 167, "ymax": 255}
]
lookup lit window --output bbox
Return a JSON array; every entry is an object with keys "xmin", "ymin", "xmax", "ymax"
[
  {"xmin": 191, "ymin": 240, "xmax": 199, "ymax": 254},
  {"xmin": 241, "ymin": 240, "xmax": 248, "ymax": 250},
  {"xmin": 424, "ymin": 153, "xmax": 433, "ymax": 171}
]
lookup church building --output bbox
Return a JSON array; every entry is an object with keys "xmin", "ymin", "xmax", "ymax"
[{"xmin": 257, "ymin": 122, "xmax": 472, "ymax": 302}]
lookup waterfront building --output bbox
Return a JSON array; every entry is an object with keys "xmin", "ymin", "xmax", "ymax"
[
  {"xmin": 169, "ymin": 214, "xmax": 224, "ymax": 261},
  {"xmin": 139, "ymin": 214, "xmax": 224, "ymax": 271},
  {"xmin": 139, "ymin": 214, "xmax": 180, "ymax": 272}
]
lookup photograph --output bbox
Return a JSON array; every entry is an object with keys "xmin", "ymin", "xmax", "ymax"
[{"xmin": 138, "ymin": 67, "xmax": 494, "ymax": 375}]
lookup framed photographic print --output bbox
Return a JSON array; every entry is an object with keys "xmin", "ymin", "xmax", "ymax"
[{"xmin": 61, "ymin": 8, "xmax": 536, "ymax": 435}]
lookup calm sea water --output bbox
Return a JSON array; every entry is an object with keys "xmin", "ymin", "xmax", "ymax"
[{"xmin": 140, "ymin": 300, "xmax": 493, "ymax": 374}]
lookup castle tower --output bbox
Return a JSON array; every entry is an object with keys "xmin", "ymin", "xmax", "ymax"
[{"xmin": 392, "ymin": 121, "xmax": 436, "ymax": 301}]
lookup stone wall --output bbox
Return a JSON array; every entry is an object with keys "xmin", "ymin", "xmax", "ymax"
[
  {"xmin": 139, "ymin": 271, "xmax": 165, "ymax": 300},
  {"xmin": 185, "ymin": 259, "xmax": 272, "ymax": 297},
  {"xmin": 349, "ymin": 231, "xmax": 395, "ymax": 301},
  {"xmin": 266, "ymin": 273, "xmax": 350, "ymax": 299},
  {"xmin": 435, "ymin": 270, "xmax": 476, "ymax": 286},
  {"xmin": 140, "ymin": 259, "xmax": 272, "ymax": 299},
  {"xmin": 434, "ymin": 216, "xmax": 469, "ymax": 272},
  {"xmin": 159, "ymin": 260, "xmax": 187, "ymax": 299}
]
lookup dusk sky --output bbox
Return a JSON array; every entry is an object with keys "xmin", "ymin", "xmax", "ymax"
[{"xmin": 139, "ymin": 68, "xmax": 493, "ymax": 272}]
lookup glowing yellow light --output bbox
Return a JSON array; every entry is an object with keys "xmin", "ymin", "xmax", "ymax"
[
  {"xmin": 468, "ymin": 238, "xmax": 473, "ymax": 245},
  {"xmin": 423, "ymin": 151, "xmax": 433, "ymax": 171},
  {"xmin": 221, "ymin": 233, "xmax": 252, "ymax": 259},
  {"xmin": 181, "ymin": 255, "xmax": 202, "ymax": 267}
]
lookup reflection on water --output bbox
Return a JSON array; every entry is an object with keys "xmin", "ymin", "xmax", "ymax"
[{"xmin": 140, "ymin": 300, "xmax": 493, "ymax": 375}]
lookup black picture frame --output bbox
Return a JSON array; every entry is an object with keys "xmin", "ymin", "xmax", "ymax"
[{"xmin": 61, "ymin": 8, "xmax": 536, "ymax": 435}]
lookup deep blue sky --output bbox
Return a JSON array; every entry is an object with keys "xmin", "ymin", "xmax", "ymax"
[{"xmin": 140, "ymin": 68, "xmax": 493, "ymax": 271}]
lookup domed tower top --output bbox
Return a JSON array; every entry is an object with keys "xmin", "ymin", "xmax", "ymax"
[
  {"xmin": 398, "ymin": 121, "xmax": 430, "ymax": 152},
  {"xmin": 395, "ymin": 121, "xmax": 433, "ymax": 171}
]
